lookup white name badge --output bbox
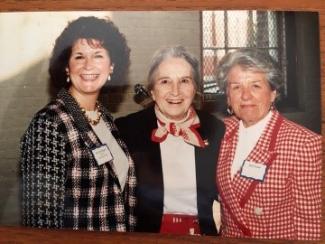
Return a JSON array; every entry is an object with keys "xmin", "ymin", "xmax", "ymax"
[
  {"xmin": 240, "ymin": 160, "xmax": 267, "ymax": 181},
  {"xmin": 91, "ymin": 144, "xmax": 113, "ymax": 166}
]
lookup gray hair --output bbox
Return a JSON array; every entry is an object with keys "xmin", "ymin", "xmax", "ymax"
[
  {"xmin": 147, "ymin": 45, "xmax": 201, "ymax": 93},
  {"xmin": 215, "ymin": 48, "xmax": 283, "ymax": 95}
]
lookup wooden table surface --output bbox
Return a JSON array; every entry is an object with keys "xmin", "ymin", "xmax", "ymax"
[{"xmin": 0, "ymin": 226, "xmax": 318, "ymax": 244}]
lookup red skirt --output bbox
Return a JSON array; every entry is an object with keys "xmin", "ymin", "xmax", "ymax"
[{"xmin": 160, "ymin": 213, "xmax": 201, "ymax": 235}]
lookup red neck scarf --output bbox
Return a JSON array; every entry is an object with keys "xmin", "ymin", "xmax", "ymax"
[{"xmin": 151, "ymin": 105, "xmax": 207, "ymax": 148}]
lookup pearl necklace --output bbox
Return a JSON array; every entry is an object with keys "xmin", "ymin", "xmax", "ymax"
[{"xmin": 80, "ymin": 102, "xmax": 102, "ymax": 126}]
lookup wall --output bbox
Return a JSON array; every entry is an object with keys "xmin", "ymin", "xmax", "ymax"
[
  {"xmin": 281, "ymin": 12, "xmax": 321, "ymax": 133},
  {"xmin": 108, "ymin": 11, "xmax": 201, "ymax": 117}
]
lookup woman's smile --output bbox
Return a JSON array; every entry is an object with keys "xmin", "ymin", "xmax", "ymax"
[
  {"xmin": 80, "ymin": 73, "xmax": 100, "ymax": 81},
  {"xmin": 166, "ymin": 98, "xmax": 183, "ymax": 104}
]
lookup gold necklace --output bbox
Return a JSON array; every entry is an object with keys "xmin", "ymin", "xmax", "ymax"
[{"xmin": 80, "ymin": 102, "xmax": 102, "ymax": 126}]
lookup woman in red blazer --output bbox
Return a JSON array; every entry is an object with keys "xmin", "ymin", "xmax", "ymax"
[{"xmin": 215, "ymin": 49, "xmax": 322, "ymax": 240}]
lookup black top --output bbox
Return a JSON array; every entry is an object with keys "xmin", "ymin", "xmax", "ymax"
[{"xmin": 115, "ymin": 106, "xmax": 225, "ymax": 235}]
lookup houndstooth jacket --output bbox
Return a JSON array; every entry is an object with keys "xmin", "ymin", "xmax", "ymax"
[
  {"xmin": 217, "ymin": 110, "xmax": 322, "ymax": 240},
  {"xmin": 20, "ymin": 89, "xmax": 136, "ymax": 231}
]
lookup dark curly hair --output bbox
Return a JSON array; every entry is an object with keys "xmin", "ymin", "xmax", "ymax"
[{"xmin": 49, "ymin": 16, "xmax": 130, "ymax": 94}]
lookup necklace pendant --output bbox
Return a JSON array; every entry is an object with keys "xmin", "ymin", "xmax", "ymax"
[{"xmin": 80, "ymin": 102, "xmax": 102, "ymax": 126}]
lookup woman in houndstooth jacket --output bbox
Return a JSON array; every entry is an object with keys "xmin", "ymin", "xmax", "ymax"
[
  {"xmin": 20, "ymin": 16, "xmax": 136, "ymax": 231},
  {"xmin": 215, "ymin": 48, "xmax": 322, "ymax": 240}
]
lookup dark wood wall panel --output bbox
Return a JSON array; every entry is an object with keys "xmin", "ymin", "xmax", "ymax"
[{"xmin": 0, "ymin": 0, "xmax": 325, "ymax": 11}]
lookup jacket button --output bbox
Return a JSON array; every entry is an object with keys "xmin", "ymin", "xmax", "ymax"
[{"xmin": 254, "ymin": 207, "xmax": 263, "ymax": 216}]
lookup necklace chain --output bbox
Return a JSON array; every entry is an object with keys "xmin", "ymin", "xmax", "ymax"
[{"xmin": 80, "ymin": 102, "xmax": 102, "ymax": 126}]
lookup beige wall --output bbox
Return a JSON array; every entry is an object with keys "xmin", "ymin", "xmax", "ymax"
[
  {"xmin": 0, "ymin": 11, "xmax": 200, "ymax": 225},
  {"xmin": 111, "ymin": 11, "xmax": 201, "ymax": 117}
]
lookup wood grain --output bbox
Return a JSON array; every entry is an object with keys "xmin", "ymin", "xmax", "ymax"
[
  {"xmin": 0, "ymin": 0, "xmax": 324, "ymax": 11},
  {"xmin": 0, "ymin": 226, "xmax": 314, "ymax": 244},
  {"xmin": 0, "ymin": 0, "xmax": 323, "ymax": 243}
]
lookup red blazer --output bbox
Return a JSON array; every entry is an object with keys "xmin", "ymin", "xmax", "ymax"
[{"xmin": 217, "ymin": 110, "xmax": 322, "ymax": 240}]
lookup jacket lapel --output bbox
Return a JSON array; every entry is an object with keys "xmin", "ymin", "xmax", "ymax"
[
  {"xmin": 232, "ymin": 111, "xmax": 280, "ymax": 194},
  {"xmin": 234, "ymin": 111, "xmax": 283, "ymax": 208},
  {"xmin": 142, "ymin": 107, "xmax": 163, "ymax": 181},
  {"xmin": 57, "ymin": 89, "xmax": 122, "ymax": 185},
  {"xmin": 195, "ymin": 112, "xmax": 216, "ymax": 200},
  {"xmin": 218, "ymin": 111, "xmax": 282, "ymax": 236},
  {"xmin": 195, "ymin": 113, "xmax": 209, "ymax": 186},
  {"xmin": 57, "ymin": 89, "xmax": 101, "ymax": 148},
  {"xmin": 136, "ymin": 107, "xmax": 164, "ymax": 216},
  {"xmin": 217, "ymin": 118, "xmax": 252, "ymax": 235}
]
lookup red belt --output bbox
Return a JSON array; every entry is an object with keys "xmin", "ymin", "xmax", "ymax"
[{"xmin": 160, "ymin": 214, "xmax": 201, "ymax": 235}]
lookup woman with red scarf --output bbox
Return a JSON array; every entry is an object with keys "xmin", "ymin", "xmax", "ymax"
[{"xmin": 115, "ymin": 46, "xmax": 225, "ymax": 235}]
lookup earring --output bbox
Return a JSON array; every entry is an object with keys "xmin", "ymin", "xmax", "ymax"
[
  {"xmin": 66, "ymin": 76, "xmax": 70, "ymax": 83},
  {"xmin": 227, "ymin": 106, "xmax": 234, "ymax": 115},
  {"xmin": 107, "ymin": 74, "xmax": 111, "ymax": 81},
  {"xmin": 270, "ymin": 102, "xmax": 275, "ymax": 111}
]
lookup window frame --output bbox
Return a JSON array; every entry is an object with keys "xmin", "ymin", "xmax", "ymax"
[{"xmin": 200, "ymin": 10, "xmax": 297, "ymax": 113}]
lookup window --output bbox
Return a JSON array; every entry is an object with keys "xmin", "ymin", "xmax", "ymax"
[
  {"xmin": 201, "ymin": 10, "xmax": 286, "ymax": 98},
  {"xmin": 201, "ymin": 11, "xmax": 321, "ymax": 133}
]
